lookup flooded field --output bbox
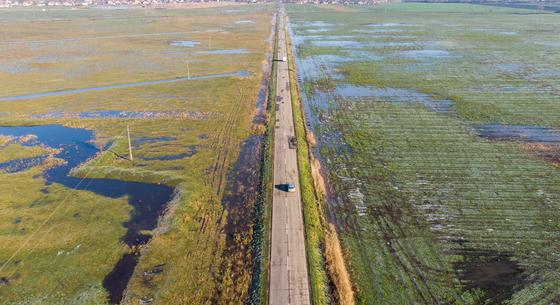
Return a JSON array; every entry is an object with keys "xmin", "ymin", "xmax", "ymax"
[
  {"xmin": 0, "ymin": 4, "xmax": 273, "ymax": 305},
  {"xmin": 288, "ymin": 3, "xmax": 560, "ymax": 304}
]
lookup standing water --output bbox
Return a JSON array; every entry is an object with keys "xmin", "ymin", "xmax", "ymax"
[{"xmin": 0, "ymin": 125, "xmax": 173, "ymax": 304}]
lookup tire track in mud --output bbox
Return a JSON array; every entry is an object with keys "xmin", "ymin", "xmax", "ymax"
[
  {"xmin": 196, "ymin": 89, "xmax": 244, "ymax": 249},
  {"xmin": 209, "ymin": 89, "xmax": 245, "ymax": 198},
  {"xmin": 201, "ymin": 86, "xmax": 262, "ymax": 304},
  {"xmin": 180, "ymin": 89, "xmax": 246, "ymax": 305}
]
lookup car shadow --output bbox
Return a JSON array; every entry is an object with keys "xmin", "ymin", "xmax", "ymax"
[{"xmin": 275, "ymin": 184, "xmax": 289, "ymax": 192}]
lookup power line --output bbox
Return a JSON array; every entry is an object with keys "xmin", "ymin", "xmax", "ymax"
[{"xmin": 0, "ymin": 136, "xmax": 116, "ymax": 275}]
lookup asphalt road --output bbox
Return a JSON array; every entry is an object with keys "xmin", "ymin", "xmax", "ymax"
[{"xmin": 269, "ymin": 9, "xmax": 311, "ymax": 305}]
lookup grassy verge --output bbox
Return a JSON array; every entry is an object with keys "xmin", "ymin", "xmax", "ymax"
[
  {"xmin": 284, "ymin": 15, "xmax": 330, "ymax": 305},
  {"xmin": 248, "ymin": 10, "xmax": 279, "ymax": 305}
]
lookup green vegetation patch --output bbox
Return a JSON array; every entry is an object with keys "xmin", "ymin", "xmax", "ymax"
[
  {"xmin": 0, "ymin": 5, "xmax": 274, "ymax": 305},
  {"xmin": 287, "ymin": 3, "xmax": 560, "ymax": 304}
]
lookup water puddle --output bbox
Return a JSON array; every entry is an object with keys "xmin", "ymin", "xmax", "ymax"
[
  {"xmin": 368, "ymin": 22, "xmax": 417, "ymax": 27},
  {"xmin": 0, "ymin": 61, "xmax": 34, "ymax": 74},
  {"xmin": 235, "ymin": 20, "xmax": 255, "ymax": 25},
  {"xmin": 474, "ymin": 125, "xmax": 560, "ymax": 144},
  {"xmin": 345, "ymin": 50, "xmax": 383, "ymax": 61},
  {"xmin": 140, "ymin": 145, "xmax": 198, "ymax": 161},
  {"xmin": 328, "ymin": 85, "xmax": 455, "ymax": 114},
  {"xmin": 219, "ymin": 37, "xmax": 272, "ymax": 301},
  {"xmin": 32, "ymin": 110, "xmax": 217, "ymax": 120},
  {"xmin": 309, "ymin": 40, "xmax": 363, "ymax": 48},
  {"xmin": 170, "ymin": 40, "xmax": 200, "ymax": 47},
  {"xmin": 0, "ymin": 155, "xmax": 48, "ymax": 173},
  {"xmin": 400, "ymin": 49, "xmax": 452, "ymax": 60},
  {"xmin": 535, "ymin": 41, "xmax": 560, "ymax": 48},
  {"xmin": 221, "ymin": 9, "xmax": 245, "ymax": 13},
  {"xmin": 132, "ymin": 136, "xmax": 175, "ymax": 148},
  {"xmin": 220, "ymin": 135, "xmax": 262, "ymax": 247},
  {"xmin": 352, "ymin": 30, "xmax": 417, "ymax": 39},
  {"xmin": 454, "ymin": 250, "xmax": 525, "ymax": 304},
  {"xmin": 195, "ymin": 49, "xmax": 249, "ymax": 55},
  {"xmin": 359, "ymin": 28, "xmax": 406, "ymax": 34},
  {"xmin": 372, "ymin": 41, "xmax": 419, "ymax": 48},
  {"xmin": 0, "ymin": 125, "xmax": 173, "ymax": 304},
  {"xmin": 495, "ymin": 63, "xmax": 523, "ymax": 74},
  {"xmin": 0, "ymin": 71, "xmax": 250, "ymax": 101},
  {"xmin": 472, "ymin": 28, "xmax": 519, "ymax": 36},
  {"xmin": 529, "ymin": 70, "xmax": 560, "ymax": 79},
  {"xmin": 500, "ymin": 31, "xmax": 518, "ymax": 36},
  {"xmin": 402, "ymin": 62, "xmax": 437, "ymax": 73},
  {"xmin": 334, "ymin": 85, "xmax": 377, "ymax": 97},
  {"xmin": 307, "ymin": 35, "xmax": 356, "ymax": 40},
  {"xmin": 295, "ymin": 51, "xmax": 380, "ymax": 82},
  {"xmin": 305, "ymin": 28, "xmax": 329, "ymax": 33},
  {"xmin": 299, "ymin": 21, "xmax": 332, "ymax": 28},
  {"xmin": 296, "ymin": 55, "xmax": 347, "ymax": 81}
]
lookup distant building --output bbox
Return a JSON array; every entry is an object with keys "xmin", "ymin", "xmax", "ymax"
[{"xmin": 0, "ymin": 0, "xmax": 395, "ymax": 7}]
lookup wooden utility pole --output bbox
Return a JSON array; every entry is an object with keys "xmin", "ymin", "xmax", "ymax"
[
  {"xmin": 127, "ymin": 124, "xmax": 133, "ymax": 162},
  {"xmin": 187, "ymin": 61, "xmax": 190, "ymax": 79}
]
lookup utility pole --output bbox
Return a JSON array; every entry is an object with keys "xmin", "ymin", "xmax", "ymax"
[
  {"xmin": 127, "ymin": 124, "xmax": 133, "ymax": 162},
  {"xmin": 208, "ymin": 36, "xmax": 212, "ymax": 50},
  {"xmin": 187, "ymin": 60, "xmax": 190, "ymax": 79}
]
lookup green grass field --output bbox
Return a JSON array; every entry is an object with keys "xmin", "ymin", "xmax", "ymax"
[
  {"xmin": 0, "ymin": 4, "xmax": 273, "ymax": 304},
  {"xmin": 287, "ymin": 3, "xmax": 560, "ymax": 305}
]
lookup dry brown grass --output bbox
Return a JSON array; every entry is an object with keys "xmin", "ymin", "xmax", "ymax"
[
  {"xmin": 307, "ymin": 131, "xmax": 317, "ymax": 147},
  {"xmin": 325, "ymin": 224, "xmax": 355, "ymax": 305},
  {"xmin": 0, "ymin": 135, "xmax": 12, "ymax": 146},
  {"xmin": 320, "ymin": 5, "xmax": 360, "ymax": 12},
  {"xmin": 520, "ymin": 143, "xmax": 560, "ymax": 167},
  {"xmin": 252, "ymin": 123, "xmax": 266, "ymax": 135},
  {"xmin": 310, "ymin": 158, "xmax": 326, "ymax": 198}
]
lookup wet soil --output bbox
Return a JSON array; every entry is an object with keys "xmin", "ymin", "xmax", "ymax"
[
  {"xmin": 196, "ymin": 49, "xmax": 249, "ymax": 55},
  {"xmin": 214, "ymin": 134, "xmax": 263, "ymax": 303},
  {"xmin": 170, "ymin": 40, "xmax": 200, "ymax": 47},
  {"xmin": 475, "ymin": 124, "xmax": 560, "ymax": 144},
  {"xmin": 140, "ymin": 145, "xmax": 198, "ymax": 161},
  {"xmin": 454, "ymin": 250, "xmax": 526, "ymax": 304},
  {"xmin": 214, "ymin": 37, "xmax": 270, "ymax": 302}
]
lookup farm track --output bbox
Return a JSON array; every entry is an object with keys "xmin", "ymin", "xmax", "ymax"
[
  {"xmin": 210, "ymin": 91, "xmax": 244, "ymax": 258},
  {"xmin": 209, "ymin": 89, "xmax": 246, "ymax": 198}
]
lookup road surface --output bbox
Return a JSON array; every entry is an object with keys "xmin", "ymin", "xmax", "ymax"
[{"xmin": 269, "ymin": 9, "xmax": 311, "ymax": 305}]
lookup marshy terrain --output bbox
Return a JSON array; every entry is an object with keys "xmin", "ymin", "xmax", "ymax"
[
  {"xmin": 287, "ymin": 3, "xmax": 560, "ymax": 305},
  {"xmin": 0, "ymin": 4, "xmax": 273, "ymax": 304}
]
